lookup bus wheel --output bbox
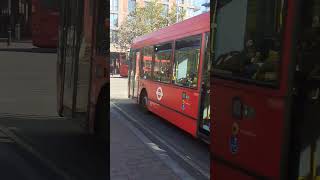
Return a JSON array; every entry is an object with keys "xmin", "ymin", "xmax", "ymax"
[
  {"xmin": 139, "ymin": 91, "xmax": 149, "ymax": 113},
  {"xmin": 94, "ymin": 90, "xmax": 108, "ymax": 141}
]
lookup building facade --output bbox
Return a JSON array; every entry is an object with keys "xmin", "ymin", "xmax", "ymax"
[{"xmin": 110, "ymin": 0, "xmax": 203, "ymax": 73}]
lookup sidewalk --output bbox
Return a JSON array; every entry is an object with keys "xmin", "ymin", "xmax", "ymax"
[
  {"xmin": 110, "ymin": 104, "xmax": 181, "ymax": 180},
  {"xmin": 0, "ymin": 41, "xmax": 35, "ymax": 49},
  {"xmin": 0, "ymin": 41, "xmax": 56, "ymax": 53}
]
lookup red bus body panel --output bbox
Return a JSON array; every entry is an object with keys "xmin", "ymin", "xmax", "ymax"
[
  {"xmin": 131, "ymin": 13, "xmax": 210, "ymax": 137},
  {"xmin": 31, "ymin": 0, "xmax": 59, "ymax": 48},
  {"xmin": 119, "ymin": 64, "xmax": 128, "ymax": 77},
  {"xmin": 132, "ymin": 13, "xmax": 209, "ymax": 48},
  {"xmin": 211, "ymin": 81, "xmax": 286, "ymax": 178},
  {"xmin": 210, "ymin": 0, "xmax": 296, "ymax": 179},
  {"xmin": 143, "ymin": 81, "xmax": 200, "ymax": 137}
]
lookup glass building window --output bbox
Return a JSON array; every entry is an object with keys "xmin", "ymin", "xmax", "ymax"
[
  {"xmin": 128, "ymin": 0, "xmax": 136, "ymax": 14},
  {"xmin": 111, "ymin": 0, "xmax": 119, "ymax": 12},
  {"xmin": 110, "ymin": 30, "xmax": 118, "ymax": 43},
  {"xmin": 176, "ymin": 0, "xmax": 184, "ymax": 4},
  {"xmin": 162, "ymin": 4, "xmax": 169, "ymax": 16},
  {"xmin": 187, "ymin": 8, "xmax": 193, "ymax": 17},
  {"xmin": 110, "ymin": 13, "xmax": 118, "ymax": 27},
  {"xmin": 177, "ymin": 6, "xmax": 184, "ymax": 21}
]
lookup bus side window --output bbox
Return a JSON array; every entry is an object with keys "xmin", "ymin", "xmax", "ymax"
[
  {"xmin": 173, "ymin": 35, "xmax": 201, "ymax": 88},
  {"xmin": 141, "ymin": 46, "xmax": 153, "ymax": 80},
  {"xmin": 154, "ymin": 43, "xmax": 172, "ymax": 83},
  {"xmin": 297, "ymin": 0, "xmax": 320, "ymax": 79},
  {"xmin": 213, "ymin": 0, "xmax": 284, "ymax": 85}
]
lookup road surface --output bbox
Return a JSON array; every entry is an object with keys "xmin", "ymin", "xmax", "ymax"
[
  {"xmin": 0, "ymin": 50, "xmax": 107, "ymax": 180},
  {"xmin": 110, "ymin": 75, "xmax": 210, "ymax": 180}
]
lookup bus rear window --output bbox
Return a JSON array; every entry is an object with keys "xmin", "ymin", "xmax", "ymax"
[{"xmin": 213, "ymin": 0, "xmax": 284, "ymax": 86}]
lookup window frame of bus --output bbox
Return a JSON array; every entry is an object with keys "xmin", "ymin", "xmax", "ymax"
[
  {"xmin": 95, "ymin": 0, "xmax": 108, "ymax": 56},
  {"xmin": 152, "ymin": 41, "xmax": 174, "ymax": 84},
  {"xmin": 172, "ymin": 34, "xmax": 202, "ymax": 89},
  {"xmin": 211, "ymin": 0, "xmax": 286, "ymax": 88},
  {"xmin": 202, "ymin": 32, "xmax": 211, "ymax": 85},
  {"xmin": 140, "ymin": 46, "xmax": 154, "ymax": 80}
]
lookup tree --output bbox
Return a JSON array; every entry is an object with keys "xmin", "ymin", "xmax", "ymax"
[{"xmin": 115, "ymin": 0, "xmax": 186, "ymax": 51}]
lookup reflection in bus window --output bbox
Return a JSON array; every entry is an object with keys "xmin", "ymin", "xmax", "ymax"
[
  {"xmin": 141, "ymin": 46, "xmax": 153, "ymax": 79},
  {"xmin": 213, "ymin": 0, "xmax": 284, "ymax": 85},
  {"xmin": 153, "ymin": 43, "xmax": 172, "ymax": 83},
  {"xmin": 173, "ymin": 36, "xmax": 201, "ymax": 88},
  {"xmin": 200, "ymin": 33, "xmax": 211, "ymax": 133}
]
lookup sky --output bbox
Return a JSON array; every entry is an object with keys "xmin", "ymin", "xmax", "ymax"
[{"xmin": 193, "ymin": 0, "xmax": 210, "ymax": 16}]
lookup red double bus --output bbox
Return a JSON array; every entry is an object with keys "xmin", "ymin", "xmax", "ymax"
[
  {"xmin": 31, "ymin": 0, "xmax": 59, "ymax": 48},
  {"xmin": 211, "ymin": 0, "xmax": 320, "ymax": 179},
  {"xmin": 57, "ymin": 0, "xmax": 108, "ymax": 140},
  {"xmin": 128, "ymin": 12, "xmax": 211, "ymax": 141}
]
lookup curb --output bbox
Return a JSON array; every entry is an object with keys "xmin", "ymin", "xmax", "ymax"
[{"xmin": 0, "ymin": 48, "xmax": 57, "ymax": 53}]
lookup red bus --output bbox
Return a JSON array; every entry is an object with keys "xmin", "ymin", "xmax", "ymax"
[
  {"xmin": 57, "ymin": 0, "xmax": 108, "ymax": 140},
  {"xmin": 119, "ymin": 54, "xmax": 129, "ymax": 77},
  {"xmin": 31, "ymin": 0, "xmax": 59, "ymax": 48},
  {"xmin": 128, "ymin": 12, "xmax": 211, "ymax": 141},
  {"xmin": 211, "ymin": 0, "xmax": 320, "ymax": 179}
]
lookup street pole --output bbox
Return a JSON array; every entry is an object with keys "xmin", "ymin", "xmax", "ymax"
[{"xmin": 7, "ymin": 0, "xmax": 12, "ymax": 46}]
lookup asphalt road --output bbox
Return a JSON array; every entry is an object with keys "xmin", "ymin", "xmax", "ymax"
[
  {"xmin": 0, "ymin": 50, "xmax": 107, "ymax": 180},
  {"xmin": 110, "ymin": 75, "xmax": 210, "ymax": 180}
]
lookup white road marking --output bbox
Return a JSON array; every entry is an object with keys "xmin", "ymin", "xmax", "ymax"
[{"xmin": 0, "ymin": 138, "xmax": 14, "ymax": 143}]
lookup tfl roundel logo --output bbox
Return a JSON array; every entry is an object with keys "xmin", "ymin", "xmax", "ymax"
[{"xmin": 156, "ymin": 87, "xmax": 163, "ymax": 101}]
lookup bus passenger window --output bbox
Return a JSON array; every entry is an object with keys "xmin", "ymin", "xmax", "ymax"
[
  {"xmin": 141, "ymin": 46, "xmax": 153, "ymax": 79},
  {"xmin": 213, "ymin": 0, "xmax": 284, "ymax": 85},
  {"xmin": 297, "ymin": 0, "xmax": 320, "ymax": 79},
  {"xmin": 153, "ymin": 43, "xmax": 172, "ymax": 83},
  {"xmin": 173, "ymin": 35, "xmax": 201, "ymax": 88}
]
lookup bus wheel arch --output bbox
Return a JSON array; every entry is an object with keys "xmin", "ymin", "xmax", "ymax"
[
  {"xmin": 139, "ymin": 88, "xmax": 149, "ymax": 113},
  {"xmin": 94, "ymin": 83, "xmax": 108, "ymax": 141}
]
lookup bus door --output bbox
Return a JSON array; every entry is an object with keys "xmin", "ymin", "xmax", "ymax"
[
  {"xmin": 291, "ymin": 0, "xmax": 320, "ymax": 179},
  {"xmin": 57, "ymin": 0, "xmax": 67, "ymax": 115},
  {"xmin": 210, "ymin": 0, "xmax": 296, "ymax": 179},
  {"xmin": 58, "ymin": 0, "xmax": 83, "ymax": 117},
  {"xmin": 128, "ymin": 50, "xmax": 140, "ymax": 99},
  {"xmin": 198, "ymin": 32, "xmax": 211, "ymax": 140}
]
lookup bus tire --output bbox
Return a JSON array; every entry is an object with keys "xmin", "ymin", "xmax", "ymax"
[
  {"xmin": 139, "ymin": 90, "xmax": 149, "ymax": 113},
  {"xmin": 94, "ymin": 88, "xmax": 108, "ymax": 141}
]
